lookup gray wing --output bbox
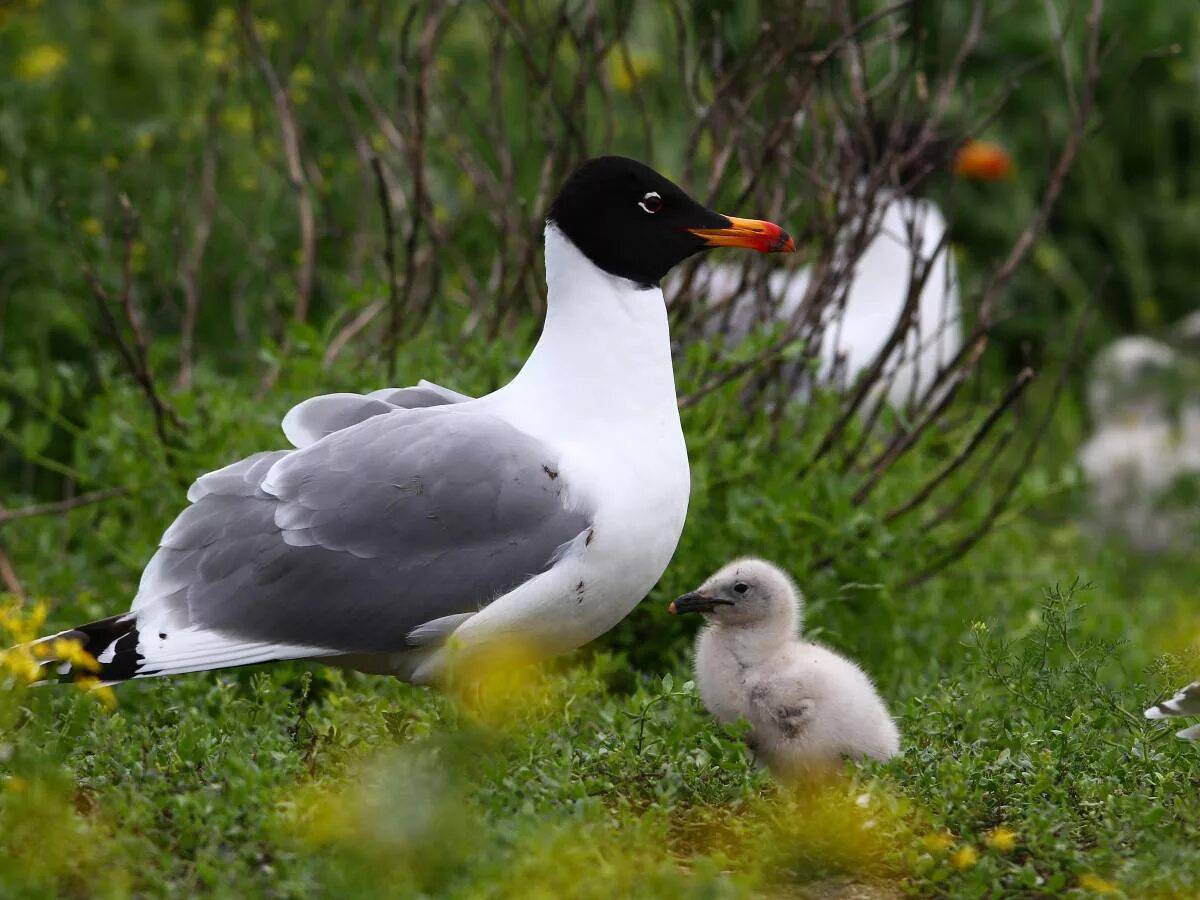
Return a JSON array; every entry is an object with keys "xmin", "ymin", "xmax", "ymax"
[
  {"xmin": 135, "ymin": 406, "xmax": 589, "ymax": 659},
  {"xmin": 371, "ymin": 379, "xmax": 473, "ymax": 406},
  {"xmin": 282, "ymin": 379, "xmax": 472, "ymax": 448}
]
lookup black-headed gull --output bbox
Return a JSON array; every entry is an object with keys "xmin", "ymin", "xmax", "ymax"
[{"xmin": 36, "ymin": 157, "xmax": 794, "ymax": 685}]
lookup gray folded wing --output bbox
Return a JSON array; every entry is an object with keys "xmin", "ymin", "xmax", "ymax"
[
  {"xmin": 282, "ymin": 379, "xmax": 472, "ymax": 448},
  {"xmin": 139, "ymin": 406, "xmax": 590, "ymax": 655}
]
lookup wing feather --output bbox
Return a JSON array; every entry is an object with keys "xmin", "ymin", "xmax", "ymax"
[{"xmin": 127, "ymin": 405, "xmax": 590, "ymax": 673}]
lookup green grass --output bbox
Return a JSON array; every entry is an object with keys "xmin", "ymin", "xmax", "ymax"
[
  {"xmin": 2, "ymin": 2, "xmax": 1200, "ymax": 895},
  {"xmin": 1, "ymin": 340, "xmax": 1198, "ymax": 898}
]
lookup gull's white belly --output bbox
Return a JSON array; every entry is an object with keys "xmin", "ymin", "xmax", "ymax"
[
  {"xmin": 406, "ymin": 226, "xmax": 692, "ymax": 682},
  {"xmin": 417, "ymin": 425, "xmax": 689, "ymax": 678},
  {"xmin": 572, "ymin": 437, "xmax": 691, "ymax": 636}
]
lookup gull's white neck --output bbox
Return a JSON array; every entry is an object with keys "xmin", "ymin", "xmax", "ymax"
[{"xmin": 492, "ymin": 225, "xmax": 680, "ymax": 441}]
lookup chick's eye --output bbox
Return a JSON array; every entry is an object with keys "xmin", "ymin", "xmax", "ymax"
[
  {"xmin": 639, "ymin": 191, "xmax": 662, "ymax": 214},
  {"xmin": 733, "ymin": 582, "xmax": 749, "ymax": 595}
]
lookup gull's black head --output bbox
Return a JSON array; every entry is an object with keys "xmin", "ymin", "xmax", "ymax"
[{"xmin": 547, "ymin": 156, "xmax": 794, "ymax": 288}]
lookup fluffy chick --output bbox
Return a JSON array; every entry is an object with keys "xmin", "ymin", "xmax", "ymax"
[{"xmin": 670, "ymin": 558, "xmax": 899, "ymax": 779}]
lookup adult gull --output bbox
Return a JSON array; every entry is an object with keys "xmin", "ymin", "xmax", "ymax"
[{"xmin": 37, "ymin": 156, "xmax": 794, "ymax": 685}]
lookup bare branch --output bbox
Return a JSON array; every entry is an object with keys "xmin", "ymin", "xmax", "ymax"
[
  {"xmin": 176, "ymin": 83, "xmax": 223, "ymax": 390},
  {"xmin": 81, "ymin": 198, "xmax": 186, "ymax": 449},
  {"xmin": 240, "ymin": 3, "xmax": 316, "ymax": 328},
  {"xmin": 883, "ymin": 366, "xmax": 1036, "ymax": 524},
  {"xmin": 0, "ymin": 544, "xmax": 23, "ymax": 599},
  {"xmin": 0, "ymin": 488, "xmax": 127, "ymax": 526}
]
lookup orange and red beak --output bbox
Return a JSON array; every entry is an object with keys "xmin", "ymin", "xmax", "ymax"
[
  {"xmin": 687, "ymin": 215, "xmax": 796, "ymax": 254},
  {"xmin": 953, "ymin": 139, "xmax": 1014, "ymax": 181}
]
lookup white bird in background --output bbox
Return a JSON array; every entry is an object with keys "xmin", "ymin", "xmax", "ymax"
[
  {"xmin": 1077, "ymin": 335, "xmax": 1200, "ymax": 553},
  {"xmin": 32, "ymin": 156, "xmax": 794, "ymax": 686},
  {"xmin": 1175, "ymin": 309, "xmax": 1200, "ymax": 351},
  {"xmin": 675, "ymin": 127, "xmax": 1012, "ymax": 407},
  {"xmin": 670, "ymin": 558, "xmax": 899, "ymax": 780},
  {"xmin": 1145, "ymin": 683, "xmax": 1200, "ymax": 740}
]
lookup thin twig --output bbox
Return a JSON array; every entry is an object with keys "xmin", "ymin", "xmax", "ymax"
[
  {"xmin": 903, "ymin": 304, "xmax": 1093, "ymax": 589},
  {"xmin": 0, "ymin": 529, "xmax": 25, "ymax": 599},
  {"xmin": 0, "ymin": 488, "xmax": 127, "ymax": 526},
  {"xmin": 177, "ymin": 83, "xmax": 224, "ymax": 390},
  {"xmin": 884, "ymin": 367, "xmax": 1036, "ymax": 524},
  {"xmin": 369, "ymin": 155, "xmax": 402, "ymax": 378},
  {"xmin": 81, "ymin": 199, "xmax": 185, "ymax": 448}
]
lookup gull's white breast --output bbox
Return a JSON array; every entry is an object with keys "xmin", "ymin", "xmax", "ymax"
[{"xmin": 420, "ymin": 226, "xmax": 690, "ymax": 671}]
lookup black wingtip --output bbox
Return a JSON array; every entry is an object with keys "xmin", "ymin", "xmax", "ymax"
[{"xmin": 47, "ymin": 614, "xmax": 145, "ymax": 683}]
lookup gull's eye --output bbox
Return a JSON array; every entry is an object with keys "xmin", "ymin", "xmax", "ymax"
[
  {"xmin": 733, "ymin": 582, "xmax": 749, "ymax": 595},
  {"xmin": 638, "ymin": 191, "xmax": 663, "ymax": 214}
]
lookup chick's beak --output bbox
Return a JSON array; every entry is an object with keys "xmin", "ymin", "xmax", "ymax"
[
  {"xmin": 688, "ymin": 215, "xmax": 795, "ymax": 253},
  {"xmin": 668, "ymin": 592, "xmax": 734, "ymax": 615},
  {"xmin": 953, "ymin": 140, "xmax": 1014, "ymax": 181}
]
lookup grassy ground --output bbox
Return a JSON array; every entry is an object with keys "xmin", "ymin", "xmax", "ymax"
[
  {"xmin": 3, "ymin": 4, "xmax": 1200, "ymax": 895},
  {"xmin": 1, "ymin": 340, "xmax": 1198, "ymax": 899}
]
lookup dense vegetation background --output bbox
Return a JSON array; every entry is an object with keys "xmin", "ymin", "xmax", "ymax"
[{"xmin": 1, "ymin": 1, "xmax": 1198, "ymax": 896}]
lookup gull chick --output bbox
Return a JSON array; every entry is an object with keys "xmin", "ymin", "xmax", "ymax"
[{"xmin": 670, "ymin": 559, "xmax": 899, "ymax": 779}]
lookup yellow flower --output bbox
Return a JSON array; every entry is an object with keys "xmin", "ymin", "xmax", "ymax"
[
  {"xmin": 75, "ymin": 114, "xmax": 94, "ymax": 133},
  {"xmin": 1, "ymin": 649, "xmax": 41, "ymax": 683},
  {"xmin": 0, "ymin": 599, "xmax": 47, "ymax": 643},
  {"xmin": 985, "ymin": 826, "xmax": 1017, "ymax": 853},
  {"xmin": 290, "ymin": 64, "xmax": 313, "ymax": 105},
  {"xmin": 920, "ymin": 831, "xmax": 954, "ymax": 853},
  {"xmin": 211, "ymin": 7, "xmax": 236, "ymax": 33},
  {"xmin": 608, "ymin": 49, "xmax": 659, "ymax": 93},
  {"xmin": 81, "ymin": 217, "xmax": 103, "ymax": 237},
  {"xmin": 204, "ymin": 44, "xmax": 230, "ymax": 70},
  {"xmin": 17, "ymin": 43, "xmax": 67, "ymax": 81},
  {"xmin": 949, "ymin": 846, "xmax": 978, "ymax": 870},
  {"xmin": 135, "ymin": 132, "xmax": 155, "ymax": 153},
  {"xmin": 255, "ymin": 17, "xmax": 281, "ymax": 43},
  {"xmin": 222, "ymin": 105, "xmax": 254, "ymax": 134},
  {"xmin": 51, "ymin": 637, "xmax": 100, "ymax": 673},
  {"xmin": 102, "ymin": 154, "xmax": 120, "ymax": 172},
  {"xmin": 130, "ymin": 241, "xmax": 147, "ymax": 273},
  {"xmin": 1078, "ymin": 874, "xmax": 1118, "ymax": 894},
  {"xmin": 74, "ymin": 676, "xmax": 117, "ymax": 710}
]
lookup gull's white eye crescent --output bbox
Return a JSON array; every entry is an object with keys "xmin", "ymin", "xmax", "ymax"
[{"xmin": 639, "ymin": 191, "xmax": 663, "ymax": 214}]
